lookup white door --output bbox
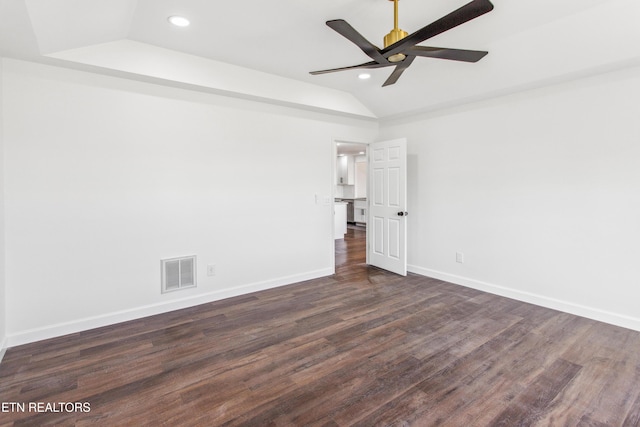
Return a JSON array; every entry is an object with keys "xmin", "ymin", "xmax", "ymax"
[{"xmin": 368, "ymin": 138, "xmax": 408, "ymax": 276}]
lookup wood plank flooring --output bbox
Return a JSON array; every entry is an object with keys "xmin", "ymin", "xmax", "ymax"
[{"xmin": 2, "ymin": 226, "xmax": 640, "ymax": 426}]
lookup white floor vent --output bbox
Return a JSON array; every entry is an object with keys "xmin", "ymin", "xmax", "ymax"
[{"xmin": 161, "ymin": 255, "xmax": 196, "ymax": 293}]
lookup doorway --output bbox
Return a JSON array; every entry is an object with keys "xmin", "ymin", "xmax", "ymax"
[
  {"xmin": 334, "ymin": 140, "xmax": 368, "ymax": 271},
  {"xmin": 332, "ymin": 138, "xmax": 409, "ymax": 276}
]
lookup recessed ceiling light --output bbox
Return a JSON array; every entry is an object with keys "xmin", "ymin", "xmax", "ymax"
[
  {"xmin": 358, "ymin": 73, "xmax": 371, "ymax": 80},
  {"xmin": 168, "ymin": 15, "xmax": 190, "ymax": 27}
]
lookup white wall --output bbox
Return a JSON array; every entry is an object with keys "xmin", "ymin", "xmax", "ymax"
[
  {"xmin": 2, "ymin": 59, "xmax": 377, "ymax": 345},
  {"xmin": 0, "ymin": 58, "xmax": 6, "ymax": 359},
  {"xmin": 379, "ymin": 64, "xmax": 640, "ymax": 330},
  {"xmin": 3, "ymin": 56, "xmax": 639, "ymax": 351}
]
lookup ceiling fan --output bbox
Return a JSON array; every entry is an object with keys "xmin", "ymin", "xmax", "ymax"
[{"xmin": 310, "ymin": 0, "xmax": 494, "ymax": 87}]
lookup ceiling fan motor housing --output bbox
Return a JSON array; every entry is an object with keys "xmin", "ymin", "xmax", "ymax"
[
  {"xmin": 384, "ymin": 28, "xmax": 408, "ymax": 48},
  {"xmin": 384, "ymin": 28, "xmax": 408, "ymax": 62}
]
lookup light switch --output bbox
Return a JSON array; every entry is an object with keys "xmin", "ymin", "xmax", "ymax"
[{"xmin": 207, "ymin": 264, "xmax": 216, "ymax": 276}]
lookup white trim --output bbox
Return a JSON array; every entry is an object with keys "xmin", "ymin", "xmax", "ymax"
[
  {"xmin": 408, "ymin": 264, "xmax": 640, "ymax": 332},
  {"xmin": 330, "ymin": 138, "xmax": 337, "ymax": 274},
  {"xmin": 0, "ymin": 338, "xmax": 7, "ymax": 364},
  {"xmin": 6, "ymin": 268, "xmax": 333, "ymax": 347}
]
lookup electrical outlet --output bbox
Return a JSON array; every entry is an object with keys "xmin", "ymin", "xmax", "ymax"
[
  {"xmin": 207, "ymin": 264, "xmax": 216, "ymax": 276},
  {"xmin": 456, "ymin": 252, "xmax": 464, "ymax": 263}
]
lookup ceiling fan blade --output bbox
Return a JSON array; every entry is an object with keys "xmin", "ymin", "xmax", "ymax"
[
  {"xmin": 382, "ymin": 0, "xmax": 494, "ymax": 59},
  {"xmin": 382, "ymin": 56, "xmax": 416, "ymax": 87},
  {"xmin": 406, "ymin": 46, "xmax": 488, "ymax": 62},
  {"xmin": 310, "ymin": 61, "xmax": 392, "ymax": 75},
  {"xmin": 326, "ymin": 20, "xmax": 388, "ymax": 64}
]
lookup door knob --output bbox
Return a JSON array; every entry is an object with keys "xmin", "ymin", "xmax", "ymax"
[{"xmin": 397, "ymin": 211, "xmax": 408, "ymax": 216}]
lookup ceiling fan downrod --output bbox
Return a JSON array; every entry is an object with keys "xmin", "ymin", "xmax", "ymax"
[{"xmin": 384, "ymin": 0, "xmax": 408, "ymax": 62}]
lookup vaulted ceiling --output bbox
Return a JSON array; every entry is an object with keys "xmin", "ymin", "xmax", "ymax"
[{"xmin": 1, "ymin": 0, "xmax": 639, "ymax": 119}]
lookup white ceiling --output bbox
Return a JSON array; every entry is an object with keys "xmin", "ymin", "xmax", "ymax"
[
  {"xmin": 337, "ymin": 142, "xmax": 368, "ymax": 156},
  {"xmin": 1, "ymin": 0, "xmax": 639, "ymax": 119}
]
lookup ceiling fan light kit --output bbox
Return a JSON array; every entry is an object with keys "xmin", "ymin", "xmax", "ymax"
[{"xmin": 310, "ymin": 0, "xmax": 494, "ymax": 86}]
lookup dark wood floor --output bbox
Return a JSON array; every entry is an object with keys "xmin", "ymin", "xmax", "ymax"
[{"xmin": 2, "ymin": 227, "xmax": 640, "ymax": 426}]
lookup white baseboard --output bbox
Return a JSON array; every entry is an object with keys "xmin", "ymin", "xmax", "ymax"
[
  {"xmin": 408, "ymin": 264, "xmax": 640, "ymax": 332},
  {"xmin": 6, "ymin": 268, "xmax": 333, "ymax": 348},
  {"xmin": 0, "ymin": 337, "xmax": 7, "ymax": 364}
]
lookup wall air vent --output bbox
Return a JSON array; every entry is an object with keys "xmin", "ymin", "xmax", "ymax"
[{"xmin": 161, "ymin": 255, "xmax": 197, "ymax": 293}]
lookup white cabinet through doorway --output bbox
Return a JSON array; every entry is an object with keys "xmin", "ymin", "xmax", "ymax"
[
  {"xmin": 354, "ymin": 200, "xmax": 367, "ymax": 224},
  {"xmin": 337, "ymin": 155, "xmax": 355, "ymax": 185}
]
